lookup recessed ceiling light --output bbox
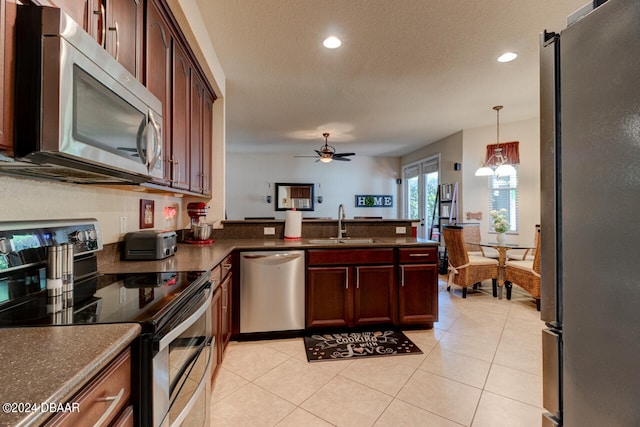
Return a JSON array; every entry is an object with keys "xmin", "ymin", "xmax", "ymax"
[
  {"xmin": 497, "ymin": 52, "xmax": 518, "ymax": 63},
  {"xmin": 323, "ymin": 36, "xmax": 342, "ymax": 49}
]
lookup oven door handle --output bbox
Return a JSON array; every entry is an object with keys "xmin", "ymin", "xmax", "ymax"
[
  {"xmin": 157, "ymin": 286, "xmax": 212, "ymax": 352},
  {"xmin": 169, "ymin": 337, "xmax": 214, "ymax": 427}
]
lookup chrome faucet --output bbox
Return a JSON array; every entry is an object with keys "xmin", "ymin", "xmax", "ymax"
[{"xmin": 337, "ymin": 204, "xmax": 346, "ymax": 238}]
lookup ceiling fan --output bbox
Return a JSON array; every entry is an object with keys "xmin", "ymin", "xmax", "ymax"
[{"xmin": 295, "ymin": 133, "xmax": 356, "ymax": 163}]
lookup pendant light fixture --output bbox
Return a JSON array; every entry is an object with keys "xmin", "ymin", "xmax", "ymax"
[{"xmin": 475, "ymin": 105, "xmax": 516, "ymax": 177}]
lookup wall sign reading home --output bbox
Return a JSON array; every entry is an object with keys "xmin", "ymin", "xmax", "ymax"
[{"xmin": 355, "ymin": 195, "xmax": 393, "ymax": 208}]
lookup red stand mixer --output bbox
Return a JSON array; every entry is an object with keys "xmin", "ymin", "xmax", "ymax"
[{"xmin": 185, "ymin": 202, "xmax": 214, "ymax": 244}]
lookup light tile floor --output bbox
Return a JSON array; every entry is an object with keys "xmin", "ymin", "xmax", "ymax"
[{"xmin": 211, "ymin": 277, "xmax": 544, "ymax": 426}]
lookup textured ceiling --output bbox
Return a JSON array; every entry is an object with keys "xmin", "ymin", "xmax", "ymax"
[{"xmin": 196, "ymin": 0, "xmax": 586, "ymax": 157}]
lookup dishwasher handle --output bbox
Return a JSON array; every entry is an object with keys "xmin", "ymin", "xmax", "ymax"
[{"xmin": 242, "ymin": 253, "xmax": 302, "ymax": 261}]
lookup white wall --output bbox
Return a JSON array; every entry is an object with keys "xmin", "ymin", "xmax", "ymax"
[
  {"xmin": 226, "ymin": 153, "xmax": 401, "ymax": 220},
  {"xmin": 462, "ymin": 117, "xmax": 541, "ymax": 245}
]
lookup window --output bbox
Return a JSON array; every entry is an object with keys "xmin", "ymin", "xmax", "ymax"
[{"xmin": 488, "ymin": 166, "xmax": 519, "ymax": 232}]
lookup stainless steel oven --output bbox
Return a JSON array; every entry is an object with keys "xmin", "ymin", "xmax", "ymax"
[
  {"xmin": 0, "ymin": 219, "xmax": 213, "ymax": 427},
  {"xmin": 153, "ymin": 282, "xmax": 213, "ymax": 427},
  {"xmin": 3, "ymin": 6, "xmax": 163, "ymax": 184}
]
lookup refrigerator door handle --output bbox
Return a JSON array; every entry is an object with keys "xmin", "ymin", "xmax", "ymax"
[{"xmin": 542, "ymin": 328, "xmax": 562, "ymax": 424}]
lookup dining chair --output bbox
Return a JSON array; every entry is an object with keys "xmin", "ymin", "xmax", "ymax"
[
  {"xmin": 457, "ymin": 222, "xmax": 484, "ymax": 256},
  {"xmin": 504, "ymin": 224, "xmax": 541, "ymax": 310},
  {"xmin": 442, "ymin": 225, "xmax": 499, "ymax": 298},
  {"xmin": 507, "ymin": 224, "xmax": 540, "ymax": 261}
]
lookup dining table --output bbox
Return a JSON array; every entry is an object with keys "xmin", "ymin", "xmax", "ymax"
[{"xmin": 470, "ymin": 241, "xmax": 535, "ymax": 299}]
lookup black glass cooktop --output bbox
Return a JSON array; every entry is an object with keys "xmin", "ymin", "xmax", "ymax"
[{"xmin": 0, "ymin": 271, "xmax": 207, "ymax": 331}]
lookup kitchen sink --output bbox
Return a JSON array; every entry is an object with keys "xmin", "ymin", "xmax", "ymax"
[{"xmin": 308, "ymin": 238, "xmax": 380, "ymax": 245}]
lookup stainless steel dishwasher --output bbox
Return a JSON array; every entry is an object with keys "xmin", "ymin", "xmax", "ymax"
[{"xmin": 240, "ymin": 250, "xmax": 305, "ymax": 333}]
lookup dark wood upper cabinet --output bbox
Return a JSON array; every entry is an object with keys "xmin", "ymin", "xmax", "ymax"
[
  {"xmin": 171, "ymin": 40, "xmax": 191, "ymax": 190},
  {"xmin": 189, "ymin": 71, "xmax": 204, "ymax": 193},
  {"xmin": 104, "ymin": 0, "xmax": 142, "ymax": 78},
  {"xmin": 201, "ymin": 91, "xmax": 213, "ymax": 196},
  {"xmin": 1, "ymin": 0, "xmax": 215, "ymax": 196},
  {"xmin": 47, "ymin": 0, "xmax": 91, "ymax": 31},
  {"xmin": 145, "ymin": 0, "xmax": 171, "ymax": 183}
]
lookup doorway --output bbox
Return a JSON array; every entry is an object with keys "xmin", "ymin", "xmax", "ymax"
[{"xmin": 403, "ymin": 156, "xmax": 439, "ymax": 239}]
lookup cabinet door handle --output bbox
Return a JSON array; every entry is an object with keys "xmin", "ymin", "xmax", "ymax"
[
  {"xmin": 344, "ymin": 267, "xmax": 349, "ymax": 290},
  {"xmin": 168, "ymin": 158, "xmax": 176, "ymax": 184},
  {"xmin": 94, "ymin": 387, "xmax": 125, "ymax": 427},
  {"xmin": 409, "ymin": 253, "xmax": 430, "ymax": 257},
  {"xmin": 93, "ymin": 4, "xmax": 106, "ymax": 48},
  {"xmin": 401, "ymin": 265, "xmax": 405, "ymax": 287},
  {"xmin": 108, "ymin": 21, "xmax": 120, "ymax": 61},
  {"xmin": 356, "ymin": 267, "xmax": 360, "ymax": 289}
]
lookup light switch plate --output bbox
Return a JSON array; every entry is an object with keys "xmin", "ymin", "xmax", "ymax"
[
  {"xmin": 264, "ymin": 227, "xmax": 276, "ymax": 235},
  {"xmin": 396, "ymin": 226, "xmax": 406, "ymax": 235}
]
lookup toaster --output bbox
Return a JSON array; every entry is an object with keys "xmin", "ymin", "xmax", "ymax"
[{"xmin": 123, "ymin": 230, "xmax": 178, "ymax": 260}]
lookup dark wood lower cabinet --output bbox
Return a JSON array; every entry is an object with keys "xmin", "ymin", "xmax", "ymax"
[
  {"xmin": 397, "ymin": 247, "xmax": 439, "ymax": 326},
  {"xmin": 305, "ymin": 247, "xmax": 437, "ymax": 330},
  {"xmin": 306, "ymin": 249, "xmax": 396, "ymax": 328},
  {"xmin": 354, "ymin": 265, "xmax": 396, "ymax": 325},
  {"xmin": 307, "ymin": 266, "xmax": 352, "ymax": 328},
  {"xmin": 398, "ymin": 263, "xmax": 438, "ymax": 324},
  {"xmin": 210, "ymin": 285, "xmax": 221, "ymax": 385}
]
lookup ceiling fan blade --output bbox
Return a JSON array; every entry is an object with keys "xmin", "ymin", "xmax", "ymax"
[
  {"xmin": 294, "ymin": 155, "xmax": 320, "ymax": 158},
  {"xmin": 333, "ymin": 153, "xmax": 355, "ymax": 157},
  {"xmin": 333, "ymin": 157, "xmax": 351, "ymax": 161}
]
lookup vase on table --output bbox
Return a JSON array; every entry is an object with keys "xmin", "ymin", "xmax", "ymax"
[{"xmin": 496, "ymin": 232, "xmax": 506, "ymax": 244}]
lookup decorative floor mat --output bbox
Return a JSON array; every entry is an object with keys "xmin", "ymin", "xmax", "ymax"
[{"xmin": 304, "ymin": 330, "xmax": 422, "ymax": 362}]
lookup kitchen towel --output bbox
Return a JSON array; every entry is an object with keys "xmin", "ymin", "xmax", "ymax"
[{"xmin": 284, "ymin": 209, "xmax": 302, "ymax": 240}]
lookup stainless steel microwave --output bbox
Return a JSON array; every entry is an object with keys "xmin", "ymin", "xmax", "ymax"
[{"xmin": 4, "ymin": 6, "xmax": 163, "ymax": 184}]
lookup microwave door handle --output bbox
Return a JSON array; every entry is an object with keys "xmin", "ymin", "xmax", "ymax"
[
  {"xmin": 148, "ymin": 110, "xmax": 162, "ymax": 171},
  {"xmin": 136, "ymin": 117, "xmax": 148, "ymax": 167}
]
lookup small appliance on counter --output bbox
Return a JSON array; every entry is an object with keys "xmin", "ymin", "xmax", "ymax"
[
  {"xmin": 185, "ymin": 202, "xmax": 214, "ymax": 244},
  {"xmin": 122, "ymin": 230, "xmax": 177, "ymax": 260}
]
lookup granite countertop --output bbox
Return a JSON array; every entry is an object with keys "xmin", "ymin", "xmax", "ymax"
[
  {"xmin": 0, "ymin": 324, "xmax": 141, "ymax": 427},
  {"xmin": 99, "ymin": 237, "xmax": 438, "ymax": 274}
]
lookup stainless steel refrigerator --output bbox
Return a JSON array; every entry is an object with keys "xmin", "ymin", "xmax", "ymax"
[{"xmin": 540, "ymin": 0, "xmax": 640, "ymax": 425}]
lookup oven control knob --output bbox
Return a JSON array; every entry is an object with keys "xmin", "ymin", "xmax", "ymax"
[
  {"xmin": 164, "ymin": 248, "xmax": 171, "ymax": 256},
  {"xmin": 87, "ymin": 229, "xmax": 97, "ymax": 241},
  {"xmin": 69, "ymin": 230, "xmax": 85, "ymax": 243}
]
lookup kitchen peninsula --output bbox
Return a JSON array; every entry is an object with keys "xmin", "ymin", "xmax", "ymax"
[{"xmin": 100, "ymin": 218, "xmax": 440, "ymax": 335}]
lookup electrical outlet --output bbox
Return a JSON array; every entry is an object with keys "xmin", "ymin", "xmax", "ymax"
[
  {"xmin": 396, "ymin": 226, "xmax": 406, "ymax": 235},
  {"xmin": 264, "ymin": 227, "xmax": 276, "ymax": 235},
  {"xmin": 120, "ymin": 216, "xmax": 127, "ymax": 234}
]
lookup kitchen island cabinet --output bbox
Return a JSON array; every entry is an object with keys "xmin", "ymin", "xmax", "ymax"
[
  {"xmin": 306, "ymin": 249, "xmax": 396, "ymax": 328},
  {"xmin": 397, "ymin": 247, "xmax": 438, "ymax": 326}
]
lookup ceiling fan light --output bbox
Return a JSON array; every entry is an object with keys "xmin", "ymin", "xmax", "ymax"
[
  {"xmin": 323, "ymin": 36, "xmax": 342, "ymax": 49},
  {"xmin": 319, "ymin": 157, "xmax": 333, "ymax": 163},
  {"xmin": 474, "ymin": 166, "xmax": 494, "ymax": 176},
  {"xmin": 497, "ymin": 52, "xmax": 518, "ymax": 63}
]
